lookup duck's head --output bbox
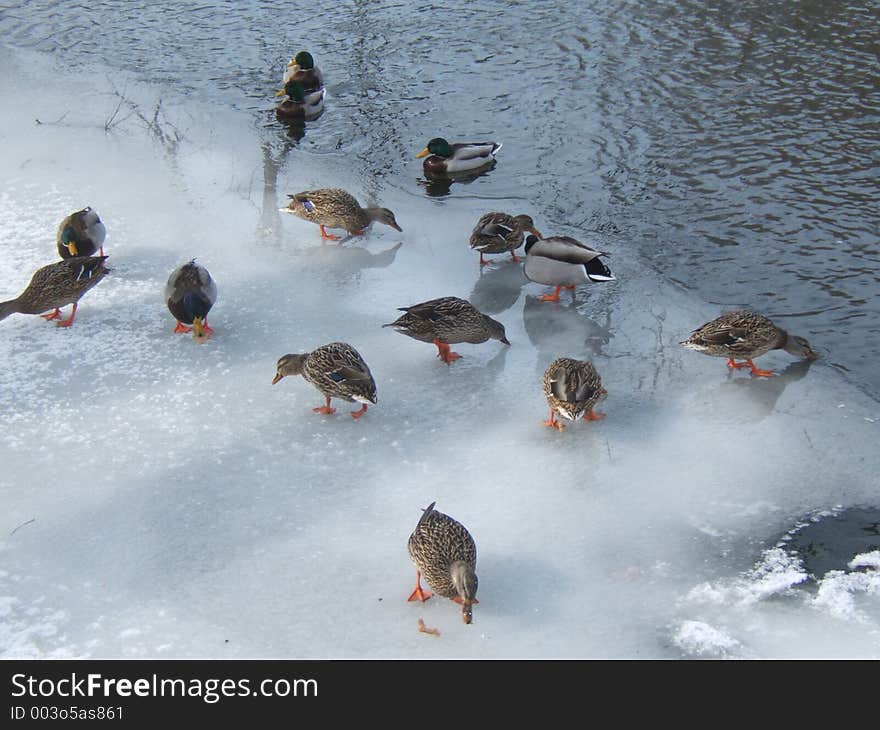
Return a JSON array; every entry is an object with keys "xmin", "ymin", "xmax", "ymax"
[
  {"xmin": 416, "ymin": 138, "xmax": 453, "ymax": 159},
  {"xmin": 181, "ymin": 292, "xmax": 213, "ymax": 342},
  {"xmin": 367, "ymin": 207, "xmax": 403, "ymax": 232},
  {"xmin": 513, "ymin": 215, "xmax": 542, "ymax": 239},
  {"xmin": 59, "ymin": 227, "xmax": 79, "ymax": 256},
  {"xmin": 282, "ymin": 80, "xmax": 306, "ymax": 102},
  {"xmin": 783, "ymin": 334, "xmax": 818, "ymax": 361},
  {"xmin": 272, "ymin": 353, "xmax": 307, "ymax": 384},
  {"xmin": 485, "ymin": 315, "xmax": 510, "ymax": 346},
  {"xmin": 450, "ymin": 561, "xmax": 478, "ymax": 624},
  {"xmin": 294, "ymin": 51, "xmax": 316, "ymax": 70}
]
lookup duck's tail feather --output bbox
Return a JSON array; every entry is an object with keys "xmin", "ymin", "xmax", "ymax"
[{"xmin": 0, "ymin": 299, "xmax": 19, "ymax": 321}]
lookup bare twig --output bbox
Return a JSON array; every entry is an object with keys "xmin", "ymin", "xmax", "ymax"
[
  {"xmin": 35, "ymin": 112, "xmax": 70, "ymax": 126},
  {"xmin": 104, "ymin": 87, "xmax": 127, "ymax": 130},
  {"xmin": 803, "ymin": 428, "xmax": 815, "ymax": 450},
  {"xmin": 10, "ymin": 517, "xmax": 35, "ymax": 535}
]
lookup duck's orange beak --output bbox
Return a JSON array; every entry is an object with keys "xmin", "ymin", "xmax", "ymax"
[
  {"xmin": 271, "ymin": 372, "xmax": 283, "ymax": 385},
  {"xmin": 416, "ymin": 147, "xmax": 430, "ymax": 159},
  {"xmin": 529, "ymin": 227, "xmax": 543, "ymax": 239}
]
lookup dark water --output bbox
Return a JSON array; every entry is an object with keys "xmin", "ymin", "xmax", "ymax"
[
  {"xmin": 782, "ymin": 507, "xmax": 880, "ymax": 578},
  {"xmin": 2, "ymin": 0, "xmax": 878, "ymax": 395}
]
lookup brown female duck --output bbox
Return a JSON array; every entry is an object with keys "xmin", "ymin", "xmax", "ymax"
[
  {"xmin": 272, "ymin": 342, "xmax": 377, "ymax": 418},
  {"xmin": 542, "ymin": 357, "xmax": 607, "ymax": 431},
  {"xmin": 383, "ymin": 296, "xmax": 509, "ymax": 364},
  {"xmin": 407, "ymin": 501, "xmax": 478, "ymax": 624},
  {"xmin": 469, "ymin": 212, "xmax": 542, "ymax": 266},
  {"xmin": 0, "ymin": 256, "xmax": 109, "ymax": 327},
  {"xmin": 281, "ymin": 188, "xmax": 402, "ymax": 240},
  {"xmin": 680, "ymin": 310, "xmax": 817, "ymax": 377}
]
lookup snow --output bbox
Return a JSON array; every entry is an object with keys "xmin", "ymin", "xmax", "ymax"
[{"xmin": 1, "ymin": 48, "xmax": 878, "ymax": 659}]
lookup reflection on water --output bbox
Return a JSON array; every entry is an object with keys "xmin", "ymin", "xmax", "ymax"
[
  {"xmin": 2, "ymin": 0, "xmax": 878, "ymax": 394},
  {"xmin": 297, "ymin": 241, "xmax": 403, "ymax": 273},
  {"xmin": 417, "ymin": 162, "xmax": 499, "ymax": 197},
  {"xmin": 685, "ymin": 358, "xmax": 814, "ymax": 424},
  {"xmin": 522, "ymin": 296, "xmax": 613, "ymax": 360},
  {"xmin": 713, "ymin": 358, "xmax": 814, "ymax": 422},
  {"xmin": 469, "ymin": 262, "xmax": 529, "ymax": 315}
]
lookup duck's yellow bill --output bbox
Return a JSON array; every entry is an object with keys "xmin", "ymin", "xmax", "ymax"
[{"xmin": 416, "ymin": 147, "xmax": 430, "ymax": 158}]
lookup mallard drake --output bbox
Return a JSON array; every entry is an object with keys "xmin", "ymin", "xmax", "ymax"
[
  {"xmin": 57, "ymin": 207, "xmax": 106, "ymax": 259},
  {"xmin": 383, "ymin": 296, "xmax": 510, "ymax": 364},
  {"xmin": 407, "ymin": 501, "xmax": 478, "ymax": 624},
  {"xmin": 680, "ymin": 310, "xmax": 817, "ymax": 377},
  {"xmin": 272, "ymin": 342, "xmax": 377, "ymax": 418},
  {"xmin": 0, "ymin": 256, "xmax": 109, "ymax": 327},
  {"xmin": 276, "ymin": 50, "xmax": 324, "ymax": 94},
  {"xmin": 281, "ymin": 188, "xmax": 402, "ymax": 240},
  {"xmin": 524, "ymin": 235, "xmax": 615, "ymax": 302},
  {"xmin": 469, "ymin": 212, "xmax": 542, "ymax": 266},
  {"xmin": 275, "ymin": 80, "xmax": 325, "ymax": 122},
  {"xmin": 416, "ymin": 138, "xmax": 502, "ymax": 175},
  {"xmin": 542, "ymin": 357, "xmax": 607, "ymax": 431},
  {"xmin": 165, "ymin": 259, "xmax": 217, "ymax": 341}
]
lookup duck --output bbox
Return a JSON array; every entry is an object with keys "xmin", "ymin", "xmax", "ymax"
[
  {"xmin": 523, "ymin": 235, "xmax": 615, "ymax": 302},
  {"xmin": 407, "ymin": 501, "xmax": 478, "ymax": 624},
  {"xmin": 542, "ymin": 357, "xmax": 607, "ymax": 431},
  {"xmin": 469, "ymin": 212, "xmax": 542, "ymax": 266},
  {"xmin": 57, "ymin": 207, "xmax": 106, "ymax": 259},
  {"xmin": 165, "ymin": 259, "xmax": 217, "ymax": 341},
  {"xmin": 0, "ymin": 256, "xmax": 110, "ymax": 327},
  {"xmin": 281, "ymin": 188, "xmax": 402, "ymax": 240},
  {"xmin": 383, "ymin": 296, "xmax": 510, "ymax": 364},
  {"xmin": 416, "ymin": 137, "xmax": 502, "ymax": 175},
  {"xmin": 272, "ymin": 342, "xmax": 377, "ymax": 418},
  {"xmin": 275, "ymin": 80, "xmax": 325, "ymax": 122},
  {"xmin": 680, "ymin": 309, "xmax": 818, "ymax": 377},
  {"xmin": 276, "ymin": 50, "xmax": 324, "ymax": 94}
]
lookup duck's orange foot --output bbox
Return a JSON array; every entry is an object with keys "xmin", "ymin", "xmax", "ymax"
[
  {"xmin": 201, "ymin": 323, "xmax": 215, "ymax": 334},
  {"xmin": 543, "ymin": 418, "xmax": 565, "ymax": 431},
  {"xmin": 479, "ymin": 255, "xmax": 490, "ymax": 267},
  {"xmin": 348, "ymin": 228, "xmax": 366, "ymax": 236},
  {"xmin": 174, "ymin": 322, "xmax": 192, "ymax": 334},
  {"xmin": 312, "ymin": 405, "xmax": 337, "ymax": 415},
  {"xmin": 40, "ymin": 309, "xmax": 62, "ymax": 321},
  {"xmin": 726, "ymin": 358, "xmax": 749, "ymax": 369},
  {"xmin": 748, "ymin": 361, "xmax": 775, "ymax": 377},
  {"xmin": 433, "ymin": 340, "xmax": 462, "ymax": 365},
  {"xmin": 451, "ymin": 596, "xmax": 479, "ymax": 605},
  {"xmin": 350, "ymin": 404, "xmax": 368, "ymax": 419},
  {"xmin": 510, "ymin": 252, "xmax": 522, "ymax": 263},
  {"xmin": 407, "ymin": 586, "xmax": 433, "ymax": 602},
  {"xmin": 584, "ymin": 410, "xmax": 606, "ymax": 421},
  {"xmin": 55, "ymin": 304, "xmax": 77, "ymax": 328},
  {"xmin": 319, "ymin": 225, "xmax": 340, "ymax": 241},
  {"xmin": 539, "ymin": 285, "xmax": 563, "ymax": 302}
]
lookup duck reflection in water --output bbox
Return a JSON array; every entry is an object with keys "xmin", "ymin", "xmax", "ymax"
[
  {"xmin": 468, "ymin": 262, "xmax": 529, "ymax": 316},
  {"xmin": 522, "ymin": 295, "xmax": 613, "ymax": 360},
  {"xmin": 418, "ymin": 162, "xmax": 498, "ymax": 198},
  {"xmin": 297, "ymin": 241, "xmax": 403, "ymax": 275},
  {"xmin": 707, "ymin": 357, "xmax": 815, "ymax": 422}
]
